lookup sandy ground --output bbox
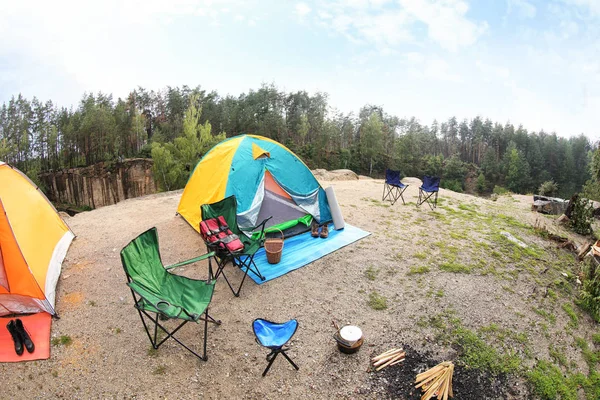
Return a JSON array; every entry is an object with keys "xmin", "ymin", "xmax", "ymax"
[{"xmin": 1, "ymin": 177, "xmax": 595, "ymax": 399}]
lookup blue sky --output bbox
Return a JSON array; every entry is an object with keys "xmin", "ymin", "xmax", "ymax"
[{"xmin": 1, "ymin": 0, "xmax": 599, "ymax": 139}]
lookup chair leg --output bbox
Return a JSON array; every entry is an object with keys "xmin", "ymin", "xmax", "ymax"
[
  {"xmin": 390, "ymin": 186, "xmax": 398, "ymax": 206},
  {"xmin": 418, "ymin": 189, "xmax": 437, "ymax": 210},
  {"xmin": 281, "ymin": 350, "xmax": 299, "ymax": 371},
  {"xmin": 135, "ymin": 306, "xmax": 215, "ymax": 361},
  {"xmin": 203, "ymin": 307, "xmax": 209, "ymax": 361},
  {"xmin": 263, "ymin": 351, "xmax": 279, "ymax": 377}
]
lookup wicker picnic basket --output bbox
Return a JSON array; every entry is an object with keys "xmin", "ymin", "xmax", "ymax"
[{"xmin": 264, "ymin": 229, "xmax": 284, "ymax": 264}]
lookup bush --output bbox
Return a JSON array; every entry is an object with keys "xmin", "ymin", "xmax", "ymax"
[
  {"xmin": 493, "ymin": 185, "xmax": 508, "ymax": 195},
  {"xmin": 138, "ymin": 143, "xmax": 153, "ymax": 158},
  {"xmin": 576, "ymin": 258, "xmax": 600, "ymax": 322},
  {"xmin": 538, "ymin": 180, "xmax": 559, "ymax": 197},
  {"xmin": 441, "ymin": 179, "xmax": 463, "ymax": 193},
  {"xmin": 476, "ymin": 173, "xmax": 487, "ymax": 194},
  {"xmin": 569, "ymin": 195, "xmax": 594, "ymax": 236}
]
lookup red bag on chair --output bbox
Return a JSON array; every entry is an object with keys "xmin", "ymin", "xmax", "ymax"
[{"xmin": 200, "ymin": 216, "xmax": 244, "ymax": 253}]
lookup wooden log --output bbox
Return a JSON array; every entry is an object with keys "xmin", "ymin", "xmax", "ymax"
[
  {"xmin": 373, "ymin": 351, "xmax": 404, "ymax": 367},
  {"xmin": 376, "ymin": 353, "xmax": 406, "ymax": 371},
  {"xmin": 389, "ymin": 357, "xmax": 405, "ymax": 366},
  {"xmin": 416, "ymin": 364, "xmax": 445, "ymax": 381},
  {"xmin": 371, "ymin": 348, "xmax": 402, "ymax": 362}
]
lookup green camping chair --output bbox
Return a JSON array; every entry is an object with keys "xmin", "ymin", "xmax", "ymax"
[
  {"xmin": 200, "ymin": 195, "xmax": 271, "ymax": 297},
  {"xmin": 120, "ymin": 227, "xmax": 221, "ymax": 361}
]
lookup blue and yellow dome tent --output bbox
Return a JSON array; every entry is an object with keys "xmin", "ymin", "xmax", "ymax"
[{"xmin": 177, "ymin": 135, "xmax": 332, "ymax": 236}]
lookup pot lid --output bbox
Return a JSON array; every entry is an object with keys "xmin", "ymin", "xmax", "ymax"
[{"xmin": 339, "ymin": 325, "xmax": 362, "ymax": 342}]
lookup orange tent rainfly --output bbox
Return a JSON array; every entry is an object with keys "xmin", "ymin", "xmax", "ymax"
[{"xmin": 0, "ymin": 162, "xmax": 74, "ymax": 316}]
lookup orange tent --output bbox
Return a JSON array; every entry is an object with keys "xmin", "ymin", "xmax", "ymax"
[{"xmin": 0, "ymin": 162, "xmax": 74, "ymax": 316}]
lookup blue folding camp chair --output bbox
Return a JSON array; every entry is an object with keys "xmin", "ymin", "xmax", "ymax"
[
  {"xmin": 417, "ymin": 176, "xmax": 441, "ymax": 210},
  {"xmin": 382, "ymin": 169, "xmax": 408, "ymax": 205},
  {"xmin": 252, "ymin": 318, "xmax": 299, "ymax": 377}
]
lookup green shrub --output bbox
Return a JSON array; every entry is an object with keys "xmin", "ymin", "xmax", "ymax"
[
  {"xmin": 570, "ymin": 195, "xmax": 594, "ymax": 236},
  {"xmin": 577, "ymin": 258, "xmax": 600, "ymax": 322},
  {"xmin": 493, "ymin": 185, "xmax": 508, "ymax": 195},
  {"xmin": 538, "ymin": 180, "xmax": 559, "ymax": 197},
  {"xmin": 476, "ymin": 173, "xmax": 487, "ymax": 194},
  {"xmin": 441, "ymin": 179, "xmax": 463, "ymax": 193}
]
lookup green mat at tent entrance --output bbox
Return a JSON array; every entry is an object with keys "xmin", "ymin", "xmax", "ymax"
[{"xmin": 241, "ymin": 223, "xmax": 370, "ymax": 284}]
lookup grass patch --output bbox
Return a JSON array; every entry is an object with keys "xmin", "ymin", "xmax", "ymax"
[
  {"xmin": 458, "ymin": 203, "xmax": 478, "ymax": 213},
  {"xmin": 153, "ymin": 365, "xmax": 167, "ymax": 375},
  {"xmin": 548, "ymin": 344, "xmax": 569, "ymax": 368},
  {"xmin": 502, "ymin": 285, "xmax": 515, "ymax": 294},
  {"xmin": 51, "ymin": 335, "xmax": 73, "ymax": 346},
  {"xmin": 449, "ymin": 231, "xmax": 468, "ymax": 240},
  {"xmin": 364, "ymin": 266, "xmax": 378, "ymax": 281},
  {"xmin": 527, "ymin": 360, "xmax": 586, "ymax": 400},
  {"xmin": 453, "ymin": 326, "xmax": 523, "ymax": 374},
  {"xmin": 562, "ymin": 303, "xmax": 579, "ymax": 328},
  {"xmin": 413, "ymin": 252, "xmax": 428, "ymax": 260},
  {"xmin": 426, "ymin": 313, "xmax": 527, "ymax": 376},
  {"xmin": 368, "ymin": 291, "xmax": 388, "ymax": 310},
  {"xmin": 575, "ymin": 337, "xmax": 600, "ymax": 367},
  {"xmin": 533, "ymin": 307, "xmax": 557, "ymax": 324},
  {"xmin": 408, "ymin": 265, "xmax": 430, "ymax": 275},
  {"xmin": 439, "ymin": 261, "xmax": 474, "ymax": 274}
]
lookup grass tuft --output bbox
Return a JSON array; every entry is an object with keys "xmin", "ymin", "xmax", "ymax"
[
  {"xmin": 368, "ymin": 291, "xmax": 388, "ymax": 310},
  {"xmin": 408, "ymin": 265, "xmax": 430, "ymax": 275},
  {"xmin": 439, "ymin": 261, "xmax": 474, "ymax": 274},
  {"xmin": 51, "ymin": 335, "xmax": 73, "ymax": 346}
]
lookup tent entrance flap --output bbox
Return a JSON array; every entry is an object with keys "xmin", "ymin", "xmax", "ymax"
[{"xmin": 238, "ymin": 170, "xmax": 316, "ymax": 235}]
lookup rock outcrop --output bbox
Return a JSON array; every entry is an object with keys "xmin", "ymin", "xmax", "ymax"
[
  {"xmin": 312, "ymin": 169, "xmax": 359, "ymax": 181},
  {"xmin": 40, "ymin": 158, "xmax": 157, "ymax": 209}
]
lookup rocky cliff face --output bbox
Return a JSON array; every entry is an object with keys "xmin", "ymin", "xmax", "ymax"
[{"xmin": 40, "ymin": 159, "xmax": 157, "ymax": 209}]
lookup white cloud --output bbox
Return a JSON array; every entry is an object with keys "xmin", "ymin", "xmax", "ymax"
[
  {"xmin": 316, "ymin": 0, "xmax": 487, "ymax": 52},
  {"xmin": 402, "ymin": 53, "xmax": 463, "ymax": 83},
  {"xmin": 404, "ymin": 52, "xmax": 425, "ymax": 64},
  {"xmin": 476, "ymin": 60, "xmax": 511, "ymax": 80},
  {"xmin": 295, "ymin": 2, "xmax": 312, "ymax": 17},
  {"xmin": 562, "ymin": 0, "xmax": 600, "ymax": 16},
  {"xmin": 398, "ymin": 0, "xmax": 488, "ymax": 51},
  {"xmin": 507, "ymin": 0, "xmax": 536, "ymax": 19}
]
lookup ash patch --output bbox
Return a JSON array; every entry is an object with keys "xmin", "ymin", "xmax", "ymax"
[{"xmin": 369, "ymin": 345, "xmax": 523, "ymax": 399}]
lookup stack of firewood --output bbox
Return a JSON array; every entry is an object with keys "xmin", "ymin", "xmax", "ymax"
[
  {"xmin": 370, "ymin": 348, "xmax": 405, "ymax": 371},
  {"xmin": 414, "ymin": 361, "xmax": 454, "ymax": 400}
]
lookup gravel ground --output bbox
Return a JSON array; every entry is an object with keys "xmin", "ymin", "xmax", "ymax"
[{"xmin": 1, "ymin": 177, "xmax": 595, "ymax": 399}]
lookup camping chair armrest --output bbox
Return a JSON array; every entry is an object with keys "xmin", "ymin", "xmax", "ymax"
[
  {"xmin": 127, "ymin": 281, "xmax": 184, "ymax": 319},
  {"xmin": 165, "ymin": 252, "xmax": 216, "ymax": 270},
  {"xmin": 241, "ymin": 216, "xmax": 272, "ymax": 239}
]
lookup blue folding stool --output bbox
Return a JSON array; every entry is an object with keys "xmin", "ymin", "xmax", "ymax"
[
  {"xmin": 382, "ymin": 169, "xmax": 408, "ymax": 205},
  {"xmin": 417, "ymin": 175, "xmax": 441, "ymax": 210},
  {"xmin": 252, "ymin": 318, "xmax": 299, "ymax": 376}
]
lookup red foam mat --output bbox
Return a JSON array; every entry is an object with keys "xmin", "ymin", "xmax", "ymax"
[{"xmin": 0, "ymin": 313, "xmax": 52, "ymax": 362}]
